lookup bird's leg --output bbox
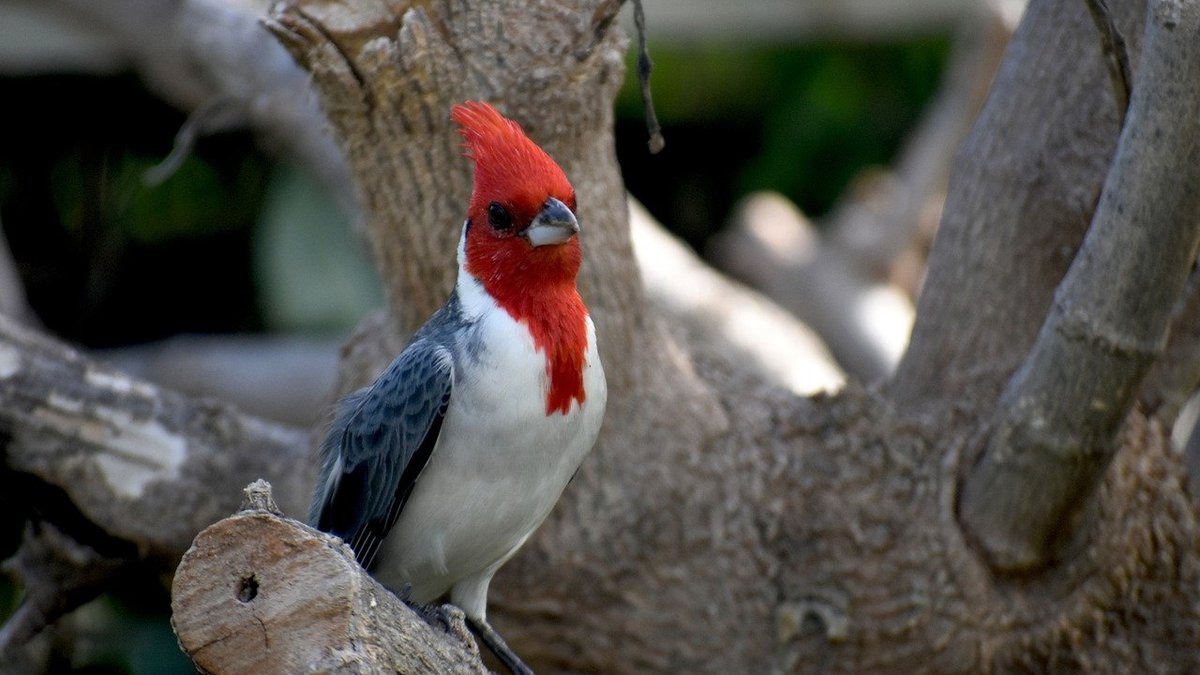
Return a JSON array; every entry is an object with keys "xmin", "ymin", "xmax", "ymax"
[{"xmin": 465, "ymin": 615, "xmax": 534, "ymax": 675}]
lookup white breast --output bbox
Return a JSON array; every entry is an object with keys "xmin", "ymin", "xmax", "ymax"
[{"xmin": 374, "ymin": 266, "xmax": 606, "ymax": 617}]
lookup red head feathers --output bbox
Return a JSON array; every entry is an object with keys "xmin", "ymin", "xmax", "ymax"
[
  {"xmin": 453, "ymin": 101, "xmax": 576, "ymax": 229},
  {"xmin": 452, "ymin": 101, "xmax": 588, "ymax": 416}
]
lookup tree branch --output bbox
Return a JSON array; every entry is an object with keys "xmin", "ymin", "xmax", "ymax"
[
  {"xmin": 890, "ymin": 0, "xmax": 1143, "ymax": 414},
  {"xmin": 41, "ymin": 0, "xmax": 353, "ymax": 206},
  {"xmin": 97, "ymin": 334, "xmax": 341, "ymax": 427},
  {"xmin": 960, "ymin": 0, "xmax": 1200, "ymax": 571},
  {"xmin": 712, "ymin": 192, "xmax": 913, "ymax": 381},
  {"xmin": 0, "ymin": 522, "xmax": 124, "ymax": 659},
  {"xmin": 825, "ymin": 11, "xmax": 1010, "ymax": 284},
  {"xmin": 629, "ymin": 199, "xmax": 845, "ymax": 394},
  {"xmin": 172, "ymin": 481, "xmax": 487, "ymax": 673},
  {"xmin": 0, "ymin": 315, "xmax": 312, "ymax": 556}
]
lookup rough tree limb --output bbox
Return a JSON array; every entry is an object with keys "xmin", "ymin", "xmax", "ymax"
[
  {"xmin": 0, "ymin": 522, "xmax": 125, "ymax": 661},
  {"xmin": 0, "ymin": 314, "xmax": 312, "ymax": 556},
  {"xmin": 1140, "ymin": 270, "xmax": 1200, "ymax": 423},
  {"xmin": 171, "ymin": 480, "xmax": 486, "ymax": 674},
  {"xmin": 825, "ymin": 12, "xmax": 1011, "ymax": 284},
  {"xmin": 98, "ymin": 335, "xmax": 342, "ymax": 427},
  {"xmin": 959, "ymin": 0, "xmax": 1200, "ymax": 571},
  {"xmin": 890, "ymin": 0, "xmax": 1144, "ymax": 412},
  {"xmin": 30, "ymin": 0, "xmax": 354, "ymax": 208},
  {"xmin": 0, "ymin": 315, "xmax": 314, "ymax": 654},
  {"xmin": 628, "ymin": 199, "xmax": 845, "ymax": 395}
]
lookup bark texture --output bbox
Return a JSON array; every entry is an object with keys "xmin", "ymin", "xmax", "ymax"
[
  {"xmin": 960, "ymin": 0, "xmax": 1200, "ymax": 571},
  {"xmin": 172, "ymin": 481, "xmax": 486, "ymax": 674},
  {"xmin": 0, "ymin": 315, "xmax": 313, "ymax": 555},
  {"xmin": 890, "ymin": 0, "xmax": 1143, "ymax": 411}
]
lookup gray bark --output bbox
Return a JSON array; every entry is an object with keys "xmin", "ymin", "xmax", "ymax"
[
  {"xmin": 0, "ymin": 315, "xmax": 313, "ymax": 554},
  {"xmin": 959, "ymin": 0, "xmax": 1200, "ymax": 571},
  {"xmin": 890, "ymin": 0, "xmax": 1142, "ymax": 411}
]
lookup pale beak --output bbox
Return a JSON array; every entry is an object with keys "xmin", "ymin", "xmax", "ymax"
[{"xmin": 524, "ymin": 197, "xmax": 579, "ymax": 247}]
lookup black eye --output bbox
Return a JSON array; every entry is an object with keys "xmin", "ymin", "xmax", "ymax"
[{"xmin": 488, "ymin": 202, "xmax": 513, "ymax": 231}]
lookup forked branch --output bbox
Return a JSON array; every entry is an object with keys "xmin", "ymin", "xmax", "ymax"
[{"xmin": 959, "ymin": 0, "xmax": 1200, "ymax": 571}]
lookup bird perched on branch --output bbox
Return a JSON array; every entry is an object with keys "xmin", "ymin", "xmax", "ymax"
[{"xmin": 309, "ymin": 101, "xmax": 606, "ymax": 675}]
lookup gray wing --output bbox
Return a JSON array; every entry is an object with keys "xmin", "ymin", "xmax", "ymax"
[{"xmin": 309, "ymin": 339, "xmax": 453, "ymax": 570}]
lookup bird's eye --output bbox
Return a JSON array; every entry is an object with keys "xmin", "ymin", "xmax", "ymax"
[{"xmin": 488, "ymin": 202, "xmax": 513, "ymax": 231}]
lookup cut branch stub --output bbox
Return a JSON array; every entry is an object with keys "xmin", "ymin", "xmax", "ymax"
[
  {"xmin": 171, "ymin": 483, "xmax": 486, "ymax": 674},
  {"xmin": 959, "ymin": 0, "xmax": 1200, "ymax": 572}
]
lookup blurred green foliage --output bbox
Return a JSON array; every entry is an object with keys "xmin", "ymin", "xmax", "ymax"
[
  {"xmin": 102, "ymin": 154, "xmax": 263, "ymax": 245},
  {"xmin": 52, "ymin": 591, "xmax": 194, "ymax": 674},
  {"xmin": 0, "ymin": 75, "xmax": 267, "ymax": 347},
  {"xmin": 615, "ymin": 38, "xmax": 948, "ymax": 247},
  {"xmin": 254, "ymin": 166, "xmax": 382, "ymax": 333}
]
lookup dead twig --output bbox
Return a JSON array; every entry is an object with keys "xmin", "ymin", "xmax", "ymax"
[{"xmin": 631, "ymin": 0, "xmax": 664, "ymax": 154}]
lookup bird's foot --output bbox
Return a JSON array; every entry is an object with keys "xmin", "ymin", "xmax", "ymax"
[
  {"xmin": 387, "ymin": 583, "xmax": 456, "ymax": 633},
  {"xmin": 406, "ymin": 599, "xmax": 455, "ymax": 634}
]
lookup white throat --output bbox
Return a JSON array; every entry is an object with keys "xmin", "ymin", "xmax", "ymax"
[{"xmin": 455, "ymin": 220, "xmax": 493, "ymax": 321}]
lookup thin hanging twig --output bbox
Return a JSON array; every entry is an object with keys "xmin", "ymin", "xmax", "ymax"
[{"xmin": 631, "ymin": 0, "xmax": 665, "ymax": 154}]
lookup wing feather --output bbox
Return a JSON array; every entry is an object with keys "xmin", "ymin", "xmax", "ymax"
[{"xmin": 309, "ymin": 339, "xmax": 453, "ymax": 570}]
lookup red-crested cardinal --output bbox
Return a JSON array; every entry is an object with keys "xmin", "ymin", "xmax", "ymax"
[{"xmin": 310, "ymin": 101, "xmax": 606, "ymax": 675}]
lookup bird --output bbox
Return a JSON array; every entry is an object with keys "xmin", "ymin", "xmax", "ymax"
[{"xmin": 309, "ymin": 100, "xmax": 607, "ymax": 675}]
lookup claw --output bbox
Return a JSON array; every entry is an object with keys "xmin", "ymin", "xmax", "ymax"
[{"xmin": 410, "ymin": 601, "xmax": 454, "ymax": 633}]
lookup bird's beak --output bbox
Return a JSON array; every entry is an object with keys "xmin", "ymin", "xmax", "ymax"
[{"xmin": 524, "ymin": 197, "xmax": 579, "ymax": 247}]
